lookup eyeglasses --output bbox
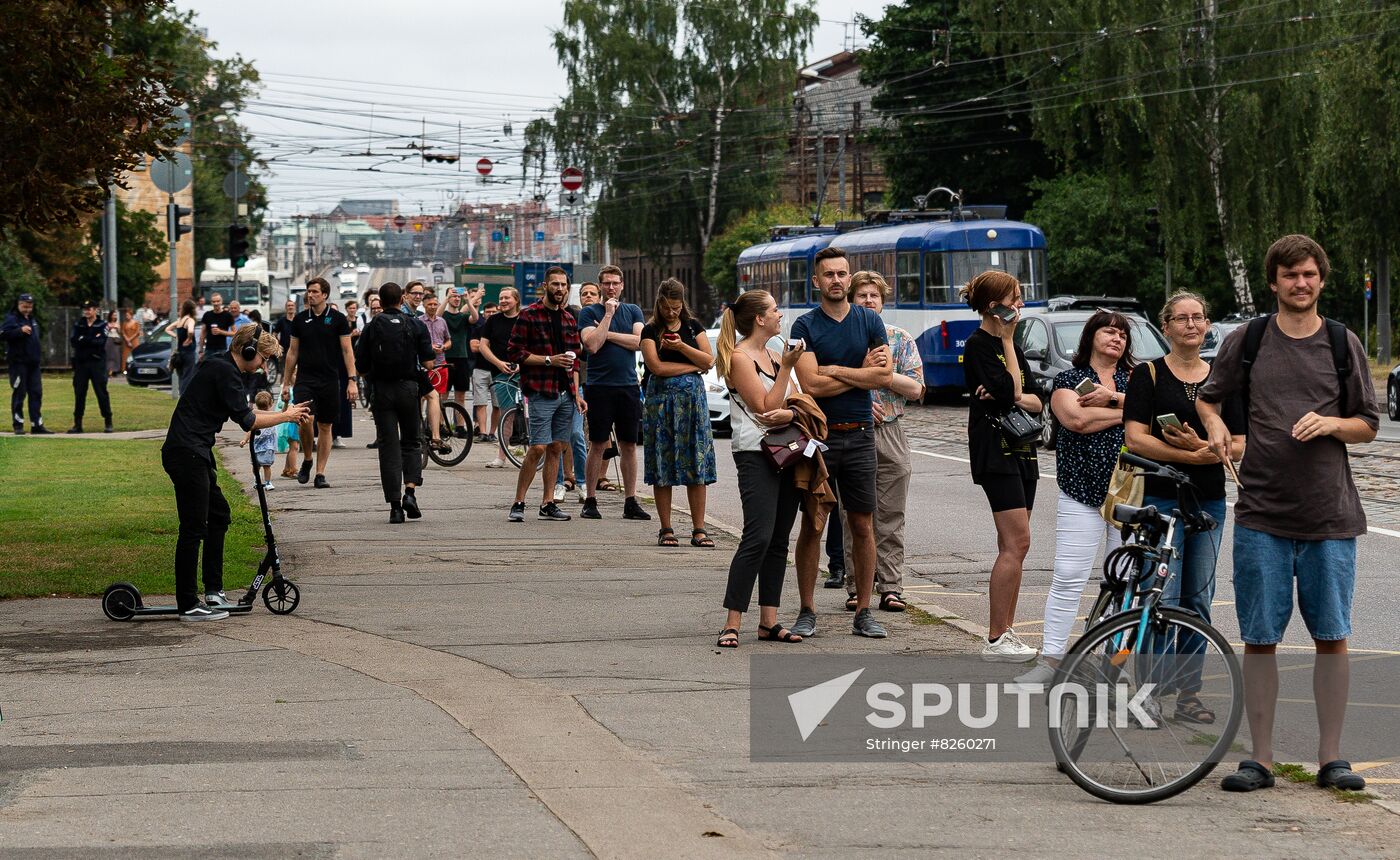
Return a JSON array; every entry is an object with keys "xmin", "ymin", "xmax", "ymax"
[
  {"xmin": 409, "ymin": 291, "xmax": 424, "ymax": 297},
  {"xmin": 1168, "ymin": 314, "xmax": 1208, "ymax": 325}
]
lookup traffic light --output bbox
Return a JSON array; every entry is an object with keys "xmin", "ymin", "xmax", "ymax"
[
  {"xmin": 167, "ymin": 203, "xmax": 192, "ymax": 240},
  {"xmin": 502, "ymin": 222, "xmax": 511, "ymax": 243},
  {"xmin": 228, "ymin": 223, "xmax": 251, "ymax": 268}
]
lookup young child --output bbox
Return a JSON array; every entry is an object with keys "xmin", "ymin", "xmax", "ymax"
[{"xmin": 241, "ymin": 390, "xmax": 279, "ymax": 489}]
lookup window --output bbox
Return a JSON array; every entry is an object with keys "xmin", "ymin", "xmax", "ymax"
[
  {"xmin": 923, "ymin": 253, "xmax": 950, "ymax": 304},
  {"xmin": 1017, "ymin": 318, "xmax": 1049, "ymax": 358},
  {"xmin": 789, "ymin": 259, "xmax": 809, "ymax": 306},
  {"xmin": 896, "ymin": 252, "xmax": 921, "ymax": 306},
  {"xmin": 944, "ymin": 248, "xmax": 1048, "ymax": 302}
]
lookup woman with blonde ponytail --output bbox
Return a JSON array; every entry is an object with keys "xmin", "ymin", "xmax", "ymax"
[{"xmin": 715, "ymin": 290, "xmax": 807, "ymax": 647}]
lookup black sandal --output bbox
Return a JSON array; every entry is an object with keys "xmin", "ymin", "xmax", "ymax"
[
  {"xmin": 690, "ymin": 528, "xmax": 715, "ymax": 548},
  {"xmin": 1174, "ymin": 694, "xmax": 1216, "ymax": 725},
  {"xmin": 758, "ymin": 623, "xmax": 804, "ymax": 643},
  {"xmin": 716, "ymin": 627, "xmax": 739, "ymax": 648},
  {"xmin": 878, "ymin": 592, "xmax": 907, "ymax": 612},
  {"xmin": 657, "ymin": 527, "xmax": 679, "ymax": 547},
  {"xmin": 845, "ymin": 593, "xmax": 859, "ymax": 611}
]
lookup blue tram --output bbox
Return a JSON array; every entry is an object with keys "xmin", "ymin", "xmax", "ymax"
[{"xmin": 735, "ymin": 207, "xmax": 1048, "ymax": 391}]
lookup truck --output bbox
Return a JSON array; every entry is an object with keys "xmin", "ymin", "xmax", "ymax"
[{"xmin": 197, "ymin": 257, "xmax": 294, "ymax": 322}]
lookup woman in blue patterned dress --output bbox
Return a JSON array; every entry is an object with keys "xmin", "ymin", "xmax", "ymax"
[{"xmin": 640, "ymin": 279, "xmax": 718, "ymax": 547}]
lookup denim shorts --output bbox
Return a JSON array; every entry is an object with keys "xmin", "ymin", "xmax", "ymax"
[
  {"xmin": 1232, "ymin": 524, "xmax": 1356, "ymax": 644},
  {"xmin": 527, "ymin": 394, "xmax": 575, "ymax": 445}
]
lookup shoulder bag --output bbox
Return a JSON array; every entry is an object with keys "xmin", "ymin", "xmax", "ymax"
[
  {"xmin": 994, "ymin": 407, "xmax": 1042, "ymax": 446},
  {"xmin": 1100, "ymin": 363, "xmax": 1155, "ymax": 526}
]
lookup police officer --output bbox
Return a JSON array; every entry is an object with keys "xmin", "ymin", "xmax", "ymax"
[
  {"xmin": 163, "ymin": 324, "xmax": 309, "ymax": 620},
  {"xmin": 354, "ymin": 282, "xmax": 434, "ymax": 523},
  {"xmin": 2, "ymin": 293, "xmax": 51, "ymax": 434},
  {"xmin": 69, "ymin": 299, "xmax": 114, "ymax": 433}
]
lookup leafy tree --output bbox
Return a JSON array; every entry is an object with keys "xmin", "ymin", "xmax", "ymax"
[
  {"xmin": 0, "ymin": 0, "xmax": 181, "ymax": 234},
  {"xmin": 71, "ymin": 203, "xmax": 167, "ymax": 308},
  {"xmin": 857, "ymin": 0, "xmax": 1054, "ymax": 215},
  {"xmin": 702, "ymin": 202, "xmax": 832, "ymax": 300},
  {"xmin": 963, "ymin": 0, "xmax": 1328, "ymax": 313},
  {"xmin": 550, "ymin": 0, "xmax": 818, "ymax": 306},
  {"xmin": 0, "ymin": 239, "xmax": 52, "ymax": 317},
  {"xmin": 1023, "ymin": 173, "xmax": 1172, "ymax": 310}
]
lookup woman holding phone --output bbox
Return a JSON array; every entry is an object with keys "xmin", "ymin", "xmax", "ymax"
[
  {"xmin": 1016, "ymin": 310, "xmax": 1136, "ymax": 686},
  {"xmin": 713, "ymin": 289, "xmax": 805, "ymax": 646},
  {"xmin": 1122, "ymin": 291, "xmax": 1245, "ymax": 723},
  {"xmin": 962, "ymin": 271, "xmax": 1042, "ymax": 663}
]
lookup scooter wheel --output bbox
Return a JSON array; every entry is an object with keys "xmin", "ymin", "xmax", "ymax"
[
  {"xmin": 102, "ymin": 582, "xmax": 141, "ymax": 621},
  {"xmin": 262, "ymin": 579, "xmax": 300, "ymax": 615}
]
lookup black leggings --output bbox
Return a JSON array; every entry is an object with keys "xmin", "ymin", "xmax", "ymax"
[
  {"xmin": 723, "ymin": 452, "xmax": 801, "ymax": 612},
  {"xmin": 163, "ymin": 447, "xmax": 230, "ymax": 611}
]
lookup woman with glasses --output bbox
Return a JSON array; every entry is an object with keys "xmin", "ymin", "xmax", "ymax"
[{"xmin": 1121, "ymin": 291, "xmax": 1246, "ymax": 723}]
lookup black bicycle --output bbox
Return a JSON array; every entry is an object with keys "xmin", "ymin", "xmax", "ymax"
[
  {"xmin": 420, "ymin": 370, "xmax": 472, "ymax": 468},
  {"xmin": 1049, "ymin": 452, "xmax": 1243, "ymax": 804}
]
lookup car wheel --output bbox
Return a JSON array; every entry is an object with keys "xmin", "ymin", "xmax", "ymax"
[
  {"xmin": 1389, "ymin": 380, "xmax": 1398, "ymax": 422},
  {"xmin": 1041, "ymin": 409, "xmax": 1057, "ymax": 450}
]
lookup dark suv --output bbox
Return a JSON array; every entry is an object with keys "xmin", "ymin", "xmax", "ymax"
[{"xmin": 1014, "ymin": 307, "xmax": 1169, "ymax": 449}]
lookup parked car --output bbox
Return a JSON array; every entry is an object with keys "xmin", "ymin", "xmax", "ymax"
[
  {"xmin": 1014, "ymin": 309, "xmax": 1170, "ymax": 449},
  {"xmin": 431, "ymin": 261, "xmax": 445, "ymax": 273},
  {"xmin": 1387, "ymin": 362, "xmax": 1399, "ymax": 421},
  {"xmin": 1201, "ymin": 316, "xmax": 1255, "ymax": 363},
  {"xmin": 126, "ymin": 323, "xmax": 174, "ymax": 387}
]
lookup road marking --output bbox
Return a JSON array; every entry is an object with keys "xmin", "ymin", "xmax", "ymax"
[{"xmin": 909, "ymin": 446, "xmax": 1400, "ymax": 540}]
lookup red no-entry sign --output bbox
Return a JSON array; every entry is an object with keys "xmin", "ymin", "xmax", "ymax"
[
  {"xmin": 476, "ymin": 158, "xmax": 493, "ymax": 176},
  {"xmin": 561, "ymin": 166, "xmax": 584, "ymax": 191}
]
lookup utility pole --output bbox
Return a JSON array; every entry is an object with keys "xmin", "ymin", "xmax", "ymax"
[
  {"xmin": 102, "ymin": 18, "xmax": 118, "ymax": 307},
  {"xmin": 1379, "ymin": 250, "xmax": 1392, "ymax": 364},
  {"xmin": 852, "ymin": 101, "xmax": 864, "ymax": 214},
  {"xmin": 837, "ymin": 129, "xmax": 847, "ymax": 212}
]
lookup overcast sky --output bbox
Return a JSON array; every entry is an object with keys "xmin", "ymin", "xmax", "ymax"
[{"xmin": 179, "ymin": 0, "xmax": 892, "ymax": 220}]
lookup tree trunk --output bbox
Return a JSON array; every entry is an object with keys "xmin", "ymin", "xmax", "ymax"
[{"xmin": 1201, "ymin": 0, "xmax": 1253, "ymax": 312}]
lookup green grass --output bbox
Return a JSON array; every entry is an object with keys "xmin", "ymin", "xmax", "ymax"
[
  {"xmin": 906, "ymin": 605, "xmax": 947, "ymax": 626},
  {"xmin": 14, "ymin": 372, "xmax": 177, "ymax": 433},
  {"xmin": 0, "ymin": 438, "xmax": 266, "ymax": 598},
  {"xmin": 1273, "ymin": 762, "xmax": 1314, "ymax": 783},
  {"xmin": 1186, "ymin": 731, "xmax": 1247, "ymax": 754}
]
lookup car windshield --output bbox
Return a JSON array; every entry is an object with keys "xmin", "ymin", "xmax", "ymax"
[{"xmin": 1053, "ymin": 317, "xmax": 1167, "ymax": 362}]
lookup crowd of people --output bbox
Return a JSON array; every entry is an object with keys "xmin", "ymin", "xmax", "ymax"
[{"xmin": 4, "ymin": 232, "xmax": 1378, "ymax": 793}]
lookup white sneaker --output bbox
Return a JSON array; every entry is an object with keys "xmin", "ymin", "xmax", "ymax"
[
  {"xmin": 1012, "ymin": 661, "xmax": 1057, "ymax": 687},
  {"xmin": 180, "ymin": 603, "xmax": 229, "ymax": 621},
  {"xmin": 262, "ymin": 481, "xmax": 275, "ymax": 491},
  {"xmin": 203, "ymin": 591, "xmax": 230, "ymax": 607},
  {"xmin": 486, "ymin": 459, "xmax": 505, "ymax": 469},
  {"xmin": 554, "ymin": 483, "xmax": 567, "ymax": 502},
  {"xmin": 575, "ymin": 486, "xmax": 588, "ymax": 504},
  {"xmin": 981, "ymin": 629, "xmax": 1039, "ymax": 663}
]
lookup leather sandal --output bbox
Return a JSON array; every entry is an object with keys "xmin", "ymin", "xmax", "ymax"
[
  {"xmin": 878, "ymin": 592, "xmax": 907, "ymax": 612},
  {"xmin": 716, "ymin": 627, "xmax": 739, "ymax": 648},
  {"xmin": 757, "ymin": 623, "xmax": 803, "ymax": 643}
]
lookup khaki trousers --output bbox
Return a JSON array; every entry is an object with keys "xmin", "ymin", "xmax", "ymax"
[{"xmin": 841, "ymin": 417, "xmax": 912, "ymax": 595}]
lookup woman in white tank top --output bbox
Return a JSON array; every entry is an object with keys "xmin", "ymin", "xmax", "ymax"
[{"xmin": 712, "ymin": 290, "xmax": 806, "ymax": 647}]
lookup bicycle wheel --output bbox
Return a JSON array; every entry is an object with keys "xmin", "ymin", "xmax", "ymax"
[
  {"xmin": 1049, "ymin": 608, "xmax": 1243, "ymax": 804},
  {"xmin": 498, "ymin": 405, "xmax": 527, "ymax": 468},
  {"xmin": 426, "ymin": 401, "xmax": 472, "ymax": 466}
]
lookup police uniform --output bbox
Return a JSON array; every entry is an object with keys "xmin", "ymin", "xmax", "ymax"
[
  {"xmin": 69, "ymin": 302, "xmax": 113, "ymax": 433},
  {"xmin": 354, "ymin": 306, "xmax": 434, "ymax": 509},
  {"xmin": 2, "ymin": 294, "xmax": 47, "ymax": 433}
]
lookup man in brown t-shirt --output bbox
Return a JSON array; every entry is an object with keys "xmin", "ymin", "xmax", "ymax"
[{"xmin": 1198, "ymin": 234, "xmax": 1379, "ymax": 794}]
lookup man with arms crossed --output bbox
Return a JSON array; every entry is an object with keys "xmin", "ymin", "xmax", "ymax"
[
  {"xmin": 281, "ymin": 277, "xmax": 359, "ymax": 488},
  {"xmin": 1199, "ymin": 234, "xmax": 1378, "ymax": 793},
  {"xmin": 505, "ymin": 268, "xmax": 586, "ymax": 522},
  {"xmin": 577, "ymin": 265, "xmax": 651, "ymax": 521},
  {"xmin": 789, "ymin": 247, "xmax": 893, "ymax": 639}
]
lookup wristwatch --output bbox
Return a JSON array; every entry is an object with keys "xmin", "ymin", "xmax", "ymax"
[
  {"xmin": 1109, "ymin": 395, "xmax": 1120, "ymax": 409},
  {"xmin": 545, "ymin": 355, "xmax": 553, "ymax": 367}
]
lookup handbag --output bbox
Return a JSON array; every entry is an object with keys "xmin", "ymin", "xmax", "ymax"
[
  {"xmin": 1101, "ymin": 448, "xmax": 1146, "ymax": 527},
  {"xmin": 995, "ymin": 407, "xmax": 1043, "ymax": 446},
  {"xmin": 760, "ymin": 423, "xmax": 812, "ymax": 472}
]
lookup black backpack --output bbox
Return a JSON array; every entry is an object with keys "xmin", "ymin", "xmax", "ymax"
[
  {"xmin": 362, "ymin": 313, "xmax": 426, "ymax": 384},
  {"xmin": 1238, "ymin": 313, "xmax": 1353, "ymax": 433}
]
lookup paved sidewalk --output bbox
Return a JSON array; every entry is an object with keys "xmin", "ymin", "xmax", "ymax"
[{"xmin": 2, "ymin": 422, "xmax": 1398, "ymax": 857}]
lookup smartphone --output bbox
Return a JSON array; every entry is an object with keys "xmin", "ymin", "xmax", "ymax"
[
  {"xmin": 1156, "ymin": 413, "xmax": 1185, "ymax": 430},
  {"xmin": 455, "ymin": 287, "xmax": 466, "ymax": 295},
  {"xmin": 1074, "ymin": 378, "xmax": 1097, "ymax": 396},
  {"xmin": 786, "ymin": 337, "xmax": 805, "ymax": 352},
  {"xmin": 989, "ymin": 304, "xmax": 1018, "ymax": 323}
]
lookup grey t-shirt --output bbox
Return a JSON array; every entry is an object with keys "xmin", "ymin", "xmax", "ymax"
[{"xmin": 1198, "ymin": 316, "xmax": 1378, "ymax": 540}]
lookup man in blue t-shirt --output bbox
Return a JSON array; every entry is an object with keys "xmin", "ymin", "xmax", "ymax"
[
  {"xmin": 789, "ymin": 246, "xmax": 893, "ymax": 640},
  {"xmin": 576, "ymin": 265, "xmax": 651, "ymax": 522}
]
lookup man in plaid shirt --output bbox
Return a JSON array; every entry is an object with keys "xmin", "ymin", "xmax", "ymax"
[{"xmin": 506, "ymin": 267, "xmax": 587, "ymax": 522}]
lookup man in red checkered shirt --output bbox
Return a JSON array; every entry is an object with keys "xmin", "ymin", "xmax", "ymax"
[{"xmin": 505, "ymin": 267, "xmax": 587, "ymax": 522}]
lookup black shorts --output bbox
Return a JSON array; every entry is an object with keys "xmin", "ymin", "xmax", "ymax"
[
  {"xmin": 821, "ymin": 426, "xmax": 878, "ymax": 514},
  {"xmin": 447, "ymin": 356, "xmax": 472, "ymax": 392},
  {"xmin": 979, "ymin": 474, "xmax": 1038, "ymax": 513},
  {"xmin": 584, "ymin": 384, "xmax": 642, "ymax": 443},
  {"xmin": 299, "ymin": 376, "xmax": 341, "ymax": 426}
]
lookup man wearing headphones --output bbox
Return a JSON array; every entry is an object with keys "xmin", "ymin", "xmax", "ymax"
[{"xmin": 163, "ymin": 325, "xmax": 309, "ymax": 620}]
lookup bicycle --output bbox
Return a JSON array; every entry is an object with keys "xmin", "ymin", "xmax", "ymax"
[
  {"xmin": 495, "ymin": 376, "xmax": 529, "ymax": 468},
  {"xmin": 420, "ymin": 368, "xmax": 472, "ymax": 468},
  {"xmin": 356, "ymin": 374, "xmax": 371, "ymax": 409},
  {"xmin": 1049, "ymin": 451, "xmax": 1243, "ymax": 805}
]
